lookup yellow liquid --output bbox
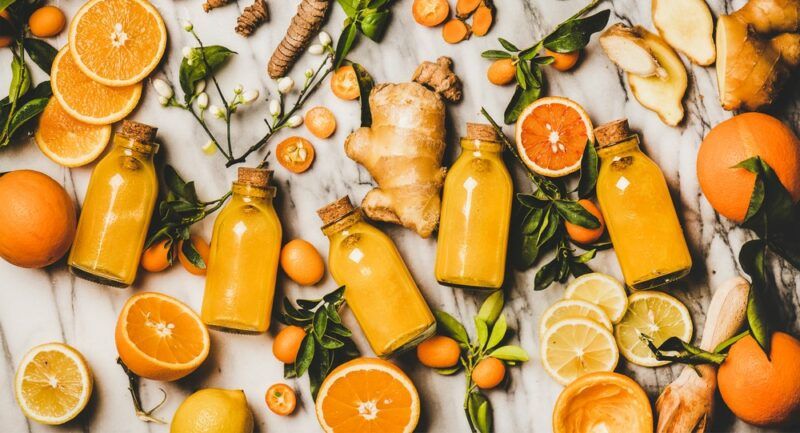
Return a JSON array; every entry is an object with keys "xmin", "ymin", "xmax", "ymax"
[
  {"xmin": 436, "ymin": 138, "xmax": 512, "ymax": 289},
  {"xmin": 202, "ymin": 185, "xmax": 282, "ymax": 333},
  {"xmin": 325, "ymin": 213, "xmax": 435, "ymax": 357},
  {"xmin": 596, "ymin": 137, "xmax": 691, "ymax": 289},
  {"xmin": 68, "ymin": 136, "xmax": 157, "ymax": 287}
]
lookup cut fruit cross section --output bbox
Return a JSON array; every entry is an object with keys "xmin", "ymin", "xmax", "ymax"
[
  {"xmin": 564, "ymin": 272, "xmax": 628, "ymax": 323},
  {"xmin": 541, "ymin": 318, "xmax": 619, "ymax": 386},
  {"xmin": 35, "ymin": 98, "xmax": 111, "ymax": 167}
]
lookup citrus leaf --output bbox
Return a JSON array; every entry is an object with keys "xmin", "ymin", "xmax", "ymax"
[
  {"xmin": 181, "ymin": 240, "xmax": 206, "ymax": 270},
  {"xmin": 577, "ymin": 141, "xmax": 599, "ymax": 198},
  {"xmin": 543, "ymin": 9, "xmax": 610, "ymax": 53},
  {"xmin": 489, "ymin": 345, "xmax": 529, "ymax": 361},
  {"xmin": 313, "ymin": 307, "xmax": 329, "ymax": 337},
  {"xmin": 434, "ymin": 310, "xmax": 469, "ymax": 345},
  {"xmin": 486, "ymin": 313, "xmax": 507, "ymax": 350},
  {"xmin": 6, "ymin": 96, "xmax": 48, "ymax": 140},
  {"xmin": 475, "ymin": 317, "xmax": 489, "ymax": 350},
  {"xmin": 434, "ymin": 365, "xmax": 462, "ymax": 375},
  {"xmin": 9, "ymin": 53, "xmax": 30, "ymax": 103},
  {"xmin": 739, "ymin": 239, "xmax": 773, "ymax": 354},
  {"xmin": 477, "ymin": 399, "xmax": 493, "ymax": 433},
  {"xmin": 294, "ymin": 334, "xmax": 316, "ymax": 377},
  {"xmin": 481, "ymin": 50, "xmax": 512, "ymax": 59},
  {"xmin": 23, "ymin": 38, "xmax": 57, "ymax": 74},
  {"xmin": 476, "ymin": 291, "xmax": 504, "ymax": 326},
  {"xmin": 554, "ymin": 200, "xmax": 600, "ymax": 229}
]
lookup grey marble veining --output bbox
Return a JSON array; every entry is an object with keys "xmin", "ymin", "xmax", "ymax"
[{"xmin": 1, "ymin": 0, "xmax": 798, "ymax": 432}]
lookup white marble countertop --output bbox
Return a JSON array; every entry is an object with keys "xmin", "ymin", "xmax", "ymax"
[{"xmin": 1, "ymin": 0, "xmax": 799, "ymax": 432}]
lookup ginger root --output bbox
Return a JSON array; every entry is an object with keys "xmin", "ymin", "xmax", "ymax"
[
  {"xmin": 412, "ymin": 56, "xmax": 463, "ymax": 102},
  {"xmin": 267, "ymin": 0, "xmax": 330, "ymax": 79},
  {"xmin": 652, "ymin": 0, "xmax": 716, "ymax": 65},
  {"xmin": 236, "ymin": 0, "xmax": 269, "ymax": 36},
  {"xmin": 345, "ymin": 82, "xmax": 447, "ymax": 238},
  {"xmin": 600, "ymin": 24, "xmax": 666, "ymax": 78},
  {"xmin": 716, "ymin": 0, "xmax": 800, "ymax": 110}
]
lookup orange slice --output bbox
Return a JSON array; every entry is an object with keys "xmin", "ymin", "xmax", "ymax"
[
  {"xmin": 68, "ymin": 0, "xmax": 167, "ymax": 86},
  {"xmin": 35, "ymin": 99, "xmax": 112, "ymax": 167},
  {"xmin": 115, "ymin": 292, "xmax": 210, "ymax": 382},
  {"xmin": 515, "ymin": 96, "xmax": 594, "ymax": 177},
  {"xmin": 316, "ymin": 358, "xmax": 420, "ymax": 433},
  {"xmin": 51, "ymin": 47, "xmax": 142, "ymax": 125}
]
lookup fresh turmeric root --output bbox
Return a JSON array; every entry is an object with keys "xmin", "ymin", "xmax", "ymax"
[
  {"xmin": 267, "ymin": 0, "xmax": 330, "ymax": 78},
  {"xmin": 471, "ymin": 3, "xmax": 494, "ymax": 36},
  {"xmin": 235, "ymin": 0, "xmax": 269, "ymax": 36},
  {"xmin": 412, "ymin": 56, "xmax": 463, "ymax": 102},
  {"xmin": 202, "ymin": 0, "xmax": 232, "ymax": 12},
  {"xmin": 442, "ymin": 19, "xmax": 470, "ymax": 44},
  {"xmin": 455, "ymin": 0, "xmax": 481, "ymax": 18}
]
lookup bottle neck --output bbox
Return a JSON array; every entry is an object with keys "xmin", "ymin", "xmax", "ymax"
[
  {"xmin": 597, "ymin": 136, "xmax": 641, "ymax": 159},
  {"xmin": 231, "ymin": 182, "xmax": 275, "ymax": 200},
  {"xmin": 322, "ymin": 211, "xmax": 363, "ymax": 237},
  {"xmin": 114, "ymin": 134, "xmax": 157, "ymax": 158},
  {"xmin": 460, "ymin": 138, "xmax": 503, "ymax": 153}
]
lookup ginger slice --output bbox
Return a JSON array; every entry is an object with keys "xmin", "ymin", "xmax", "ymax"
[
  {"xmin": 600, "ymin": 24, "xmax": 666, "ymax": 78},
  {"xmin": 652, "ymin": 0, "xmax": 715, "ymax": 65}
]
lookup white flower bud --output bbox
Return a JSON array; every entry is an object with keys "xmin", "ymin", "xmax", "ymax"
[
  {"xmin": 152, "ymin": 78, "xmax": 173, "ymax": 99},
  {"xmin": 277, "ymin": 77, "xmax": 294, "ymax": 94},
  {"xmin": 194, "ymin": 80, "xmax": 206, "ymax": 95},
  {"xmin": 182, "ymin": 46, "xmax": 193, "ymax": 59},
  {"xmin": 210, "ymin": 105, "xmax": 226, "ymax": 119},
  {"xmin": 196, "ymin": 92, "xmax": 209, "ymax": 109},
  {"xmin": 304, "ymin": 68, "xmax": 314, "ymax": 78},
  {"xmin": 318, "ymin": 31, "xmax": 332, "ymax": 46},
  {"xmin": 308, "ymin": 44, "xmax": 324, "ymax": 55},
  {"xmin": 241, "ymin": 90, "xmax": 259, "ymax": 105},
  {"xmin": 181, "ymin": 20, "xmax": 193, "ymax": 32},
  {"xmin": 268, "ymin": 99, "xmax": 281, "ymax": 116},
  {"xmin": 158, "ymin": 96, "xmax": 170, "ymax": 106},
  {"xmin": 233, "ymin": 84, "xmax": 243, "ymax": 95},
  {"xmin": 287, "ymin": 114, "xmax": 303, "ymax": 128},
  {"xmin": 202, "ymin": 140, "xmax": 217, "ymax": 155}
]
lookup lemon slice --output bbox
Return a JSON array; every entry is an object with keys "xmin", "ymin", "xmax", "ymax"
[
  {"xmin": 614, "ymin": 291, "xmax": 693, "ymax": 367},
  {"xmin": 539, "ymin": 299, "xmax": 613, "ymax": 337},
  {"xmin": 541, "ymin": 318, "xmax": 619, "ymax": 386},
  {"xmin": 14, "ymin": 343, "xmax": 93, "ymax": 425},
  {"xmin": 564, "ymin": 273, "xmax": 628, "ymax": 323}
]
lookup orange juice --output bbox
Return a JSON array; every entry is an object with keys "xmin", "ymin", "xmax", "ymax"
[
  {"xmin": 68, "ymin": 120, "xmax": 158, "ymax": 287},
  {"xmin": 201, "ymin": 168, "xmax": 282, "ymax": 333},
  {"xmin": 319, "ymin": 197, "xmax": 435, "ymax": 357}
]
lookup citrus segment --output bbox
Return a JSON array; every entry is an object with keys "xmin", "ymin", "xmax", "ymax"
[
  {"xmin": 35, "ymin": 99, "xmax": 111, "ymax": 167},
  {"xmin": 68, "ymin": 0, "xmax": 167, "ymax": 86},
  {"xmin": 316, "ymin": 358, "xmax": 420, "ymax": 433},
  {"xmin": 51, "ymin": 47, "xmax": 142, "ymax": 125},
  {"xmin": 539, "ymin": 299, "xmax": 612, "ymax": 337},
  {"xmin": 115, "ymin": 292, "xmax": 210, "ymax": 381},
  {"xmin": 564, "ymin": 273, "xmax": 628, "ymax": 323},
  {"xmin": 614, "ymin": 291, "xmax": 693, "ymax": 367},
  {"xmin": 514, "ymin": 96, "xmax": 593, "ymax": 177},
  {"xmin": 14, "ymin": 343, "xmax": 93, "ymax": 425},
  {"xmin": 541, "ymin": 318, "xmax": 619, "ymax": 386}
]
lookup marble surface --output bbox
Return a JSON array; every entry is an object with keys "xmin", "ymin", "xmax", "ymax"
[{"xmin": 1, "ymin": 0, "xmax": 800, "ymax": 431}]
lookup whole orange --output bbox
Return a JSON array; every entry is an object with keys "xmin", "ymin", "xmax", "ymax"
[
  {"xmin": 417, "ymin": 335, "xmax": 461, "ymax": 368},
  {"xmin": 545, "ymin": 49, "xmax": 580, "ymax": 72},
  {"xmin": 273, "ymin": 325, "xmax": 307, "ymax": 364},
  {"xmin": 697, "ymin": 113, "xmax": 800, "ymax": 222},
  {"xmin": 28, "ymin": 5, "xmax": 66, "ymax": 38},
  {"xmin": 487, "ymin": 58, "xmax": 516, "ymax": 86},
  {"xmin": 0, "ymin": 170, "xmax": 76, "ymax": 268},
  {"xmin": 472, "ymin": 357, "xmax": 505, "ymax": 389},
  {"xmin": 178, "ymin": 235, "xmax": 210, "ymax": 276},
  {"xmin": 141, "ymin": 239, "xmax": 172, "ymax": 272},
  {"xmin": 718, "ymin": 332, "xmax": 800, "ymax": 426},
  {"xmin": 564, "ymin": 199, "xmax": 605, "ymax": 244},
  {"xmin": 0, "ymin": 10, "xmax": 14, "ymax": 48},
  {"xmin": 280, "ymin": 239, "xmax": 325, "ymax": 286}
]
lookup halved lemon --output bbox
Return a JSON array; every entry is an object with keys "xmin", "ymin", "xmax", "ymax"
[
  {"xmin": 14, "ymin": 342, "xmax": 93, "ymax": 425},
  {"xmin": 35, "ymin": 99, "xmax": 112, "ymax": 167},
  {"xmin": 541, "ymin": 318, "xmax": 619, "ymax": 386},
  {"xmin": 514, "ymin": 96, "xmax": 593, "ymax": 177},
  {"xmin": 564, "ymin": 273, "xmax": 628, "ymax": 323},
  {"xmin": 316, "ymin": 357, "xmax": 420, "ymax": 433},
  {"xmin": 115, "ymin": 292, "xmax": 210, "ymax": 381},
  {"xmin": 614, "ymin": 291, "xmax": 693, "ymax": 367},
  {"xmin": 68, "ymin": 0, "xmax": 167, "ymax": 86},
  {"xmin": 539, "ymin": 299, "xmax": 613, "ymax": 337},
  {"xmin": 51, "ymin": 47, "xmax": 142, "ymax": 125}
]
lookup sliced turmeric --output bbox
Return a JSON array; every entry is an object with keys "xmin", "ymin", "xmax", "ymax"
[
  {"xmin": 455, "ymin": 0, "xmax": 481, "ymax": 18},
  {"xmin": 471, "ymin": 4, "xmax": 494, "ymax": 37},
  {"xmin": 412, "ymin": 0, "xmax": 449, "ymax": 27},
  {"xmin": 442, "ymin": 19, "xmax": 470, "ymax": 44}
]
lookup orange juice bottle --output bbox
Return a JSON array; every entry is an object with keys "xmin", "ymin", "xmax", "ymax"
[
  {"xmin": 319, "ymin": 197, "xmax": 435, "ymax": 357},
  {"xmin": 594, "ymin": 119, "xmax": 692, "ymax": 289},
  {"xmin": 435, "ymin": 123, "xmax": 513, "ymax": 289},
  {"xmin": 201, "ymin": 168, "xmax": 282, "ymax": 333},
  {"xmin": 68, "ymin": 121, "xmax": 159, "ymax": 287}
]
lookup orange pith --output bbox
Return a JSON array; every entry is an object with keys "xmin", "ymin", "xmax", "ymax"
[
  {"xmin": 51, "ymin": 47, "xmax": 142, "ymax": 125},
  {"xmin": 36, "ymin": 99, "xmax": 111, "ymax": 167},
  {"xmin": 68, "ymin": 0, "xmax": 167, "ymax": 86}
]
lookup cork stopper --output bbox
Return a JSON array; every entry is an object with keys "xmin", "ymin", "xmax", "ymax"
[
  {"xmin": 237, "ymin": 167, "xmax": 272, "ymax": 187},
  {"xmin": 317, "ymin": 196, "xmax": 356, "ymax": 225},
  {"xmin": 466, "ymin": 123, "xmax": 500, "ymax": 142},
  {"xmin": 593, "ymin": 119, "xmax": 633, "ymax": 148},
  {"xmin": 120, "ymin": 120, "xmax": 157, "ymax": 143}
]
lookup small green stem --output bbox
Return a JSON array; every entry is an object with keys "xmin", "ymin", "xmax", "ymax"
[{"xmin": 187, "ymin": 106, "xmax": 230, "ymax": 159}]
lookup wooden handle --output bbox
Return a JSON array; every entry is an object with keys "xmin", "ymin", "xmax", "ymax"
[{"xmin": 698, "ymin": 277, "xmax": 750, "ymax": 351}]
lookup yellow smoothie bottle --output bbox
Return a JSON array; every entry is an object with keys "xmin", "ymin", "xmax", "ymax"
[
  {"xmin": 318, "ymin": 197, "xmax": 435, "ymax": 357},
  {"xmin": 68, "ymin": 121, "xmax": 159, "ymax": 287},
  {"xmin": 435, "ymin": 123, "xmax": 513, "ymax": 289},
  {"xmin": 202, "ymin": 167, "xmax": 282, "ymax": 333},
  {"xmin": 594, "ymin": 119, "xmax": 692, "ymax": 290}
]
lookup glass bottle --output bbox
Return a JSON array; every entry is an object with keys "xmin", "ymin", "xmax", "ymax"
[
  {"xmin": 435, "ymin": 123, "xmax": 513, "ymax": 289},
  {"xmin": 202, "ymin": 167, "xmax": 282, "ymax": 333},
  {"xmin": 68, "ymin": 120, "xmax": 159, "ymax": 287},
  {"xmin": 319, "ymin": 196, "xmax": 435, "ymax": 357},
  {"xmin": 594, "ymin": 119, "xmax": 692, "ymax": 290}
]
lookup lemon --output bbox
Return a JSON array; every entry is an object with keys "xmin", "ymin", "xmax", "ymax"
[
  {"xmin": 539, "ymin": 299, "xmax": 613, "ymax": 337},
  {"xmin": 541, "ymin": 318, "xmax": 619, "ymax": 386},
  {"xmin": 614, "ymin": 291, "xmax": 693, "ymax": 367},
  {"xmin": 171, "ymin": 388, "xmax": 254, "ymax": 433},
  {"xmin": 14, "ymin": 342, "xmax": 93, "ymax": 425},
  {"xmin": 564, "ymin": 273, "xmax": 628, "ymax": 323}
]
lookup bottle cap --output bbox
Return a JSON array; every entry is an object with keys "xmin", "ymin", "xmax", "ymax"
[
  {"xmin": 120, "ymin": 120, "xmax": 158, "ymax": 143},
  {"xmin": 317, "ymin": 196, "xmax": 356, "ymax": 225},
  {"xmin": 466, "ymin": 123, "xmax": 501, "ymax": 142},
  {"xmin": 237, "ymin": 167, "xmax": 272, "ymax": 187},
  {"xmin": 593, "ymin": 119, "xmax": 633, "ymax": 148}
]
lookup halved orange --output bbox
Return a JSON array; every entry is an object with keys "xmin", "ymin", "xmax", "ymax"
[
  {"xmin": 68, "ymin": 0, "xmax": 167, "ymax": 87},
  {"xmin": 115, "ymin": 292, "xmax": 210, "ymax": 382},
  {"xmin": 51, "ymin": 47, "xmax": 142, "ymax": 125},
  {"xmin": 316, "ymin": 358, "xmax": 420, "ymax": 433},
  {"xmin": 35, "ymin": 99, "xmax": 112, "ymax": 167},
  {"xmin": 515, "ymin": 96, "xmax": 594, "ymax": 177}
]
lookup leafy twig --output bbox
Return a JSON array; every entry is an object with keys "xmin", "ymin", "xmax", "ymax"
[
  {"xmin": 116, "ymin": 358, "xmax": 167, "ymax": 424},
  {"xmin": 333, "ymin": 0, "xmax": 393, "ymax": 68}
]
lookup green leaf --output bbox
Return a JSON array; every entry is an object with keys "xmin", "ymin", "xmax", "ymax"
[
  {"xmin": 23, "ymin": 38, "xmax": 57, "ymax": 74},
  {"xmin": 294, "ymin": 334, "xmax": 316, "ymax": 377},
  {"xmin": 736, "ymin": 156, "xmax": 796, "ymax": 235},
  {"xmin": 518, "ymin": 234, "xmax": 540, "ymax": 268},
  {"xmin": 28, "ymin": 80, "xmax": 52, "ymax": 99},
  {"xmin": 359, "ymin": 9, "xmax": 390, "ymax": 41},
  {"xmin": 351, "ymin": 62, "xmax": 374, "ymax": 126},
  {"xmin": 9, "ymin": 54, "xmax": 30, "ymax": 103},
  {"xmin": 534, "ymin": 256, "xmax": 560, "ymax": 290},
  {"xmin": 5, "ymin": 96, "xmax": 47, "ymax": 140},
  {"xmin": 489, "ymin": 345, "xmax": 529, "ymax": 361},
  {"xmin": 498, "ymin": 38, "xmax": 519, "ymax": 51},
  {"xmin": 486, "ymin": 314, "xmax": 507, "ymax": 350},
  {"xmin": 467, "ymin": 392, "xmax": 487, "ymax": 433},
  {"xmin": 481, "ymin": 50, "xmax": 512, "ymax": 59},
  {"xmin": 577, "ymin": 141, "xmax": 598, "ymax": 198},
  {"xmin": 504, "ymin": 82, "xmax": 541, "ymax": 124},
  {"xmin": 282, "ymin": 298, "xmax": 313, "ymax": 325},
  {"xmin": 0, "ymin": 0, "xmax": 18, "ymax": 12},
  {"xmin": 476, "ymin": 291, "xmax": 504, "ymax": 326},
  {"xmin": 475, "ymin": 317, "xmax": 489, "ymax": 350},
  {"xmin": 534, "ymin": 56, "xmax": 555, "ymax": 65},
  {"xmin": 521, "ymin": 207, "xmax": 544, "ymax": 235},
  {"xmin": 713, "ymin": 330, "xmax": 750, "ymax": 354},
  {"xmin": 179, "ymin": 46, "xmax": 235, "ymax": 102},
  {"xmin": 323, "ymin": 286, "xmax": 346, "ymax": 304},
  {"xmin": 517, "ymin": 193, "xmax": 548, "ymax": 209},
  {"xmin": 316, "ymin": 333, "xmax": 344, "ymax": 349},
  {"xmin": 336, "ymin": 0, "xmax": 358, "ymax": 17},
  {"xmin": 573, "ymin": 248, "xmax": 596, "ymax": 263},
  {"xmin": 181, "ymin": 239, "xmax": 206, "ymax": 270},
  {"xmin": 163, "ymin": 165, "xmax": 199, "ymax": 203},
  {"xmin": 543, "ymin": 9, "xmax": 610, "ymax": 53},
  {"xmin": 536, "ymin": 206, "xmax": 560, "ymax": 247},
  {"xmin": 519, "ymin": 41, "xmax": 543, "ymax": 61},
  {"xmin": 554, "ymin": 199, "xmax": 600, "ymax": 229},
  {"xmin": 643, "ymin": 335, "xmax": 726, "ymax": 365},
  {"xmin": 313, "ymin": 307, "xmax": 329, "ymax": 337},
  {"xmin": 477, "ymin": 399, "xmax": 493, "ymax": 433},
  {"xmin": 334, "ymin": 22, "xmax": 358, "ymax": 68},
  {"xmin": 434, "ymin": 310, "xmax": 469, "ymax": 345},
  {"xmin": 434, "ymin": 365, "xmax": 461, "ymax": 375},
  {"xmin": 739, "ymin": 239, "xmax": 773, "ymax": 354}
]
